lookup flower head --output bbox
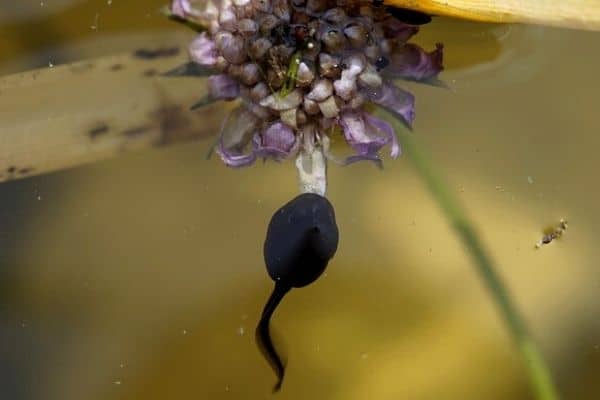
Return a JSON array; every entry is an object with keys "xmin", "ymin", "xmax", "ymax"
[{"xmin": 168, "ymin": 0, "xmax": 443, "ymax": 177}]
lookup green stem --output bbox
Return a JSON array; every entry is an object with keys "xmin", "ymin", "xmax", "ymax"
[
  {"xmin": 279, "ymin": 52, "xmax": 302, "ymax": 98},
  {"xmin": 388, "ymin": 118, "xmax": 560, "ymax": 400}
]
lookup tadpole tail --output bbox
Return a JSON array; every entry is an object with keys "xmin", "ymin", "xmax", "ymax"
[{"xmin": 256, "ymin": 283, "xmax": 290, "ymax": 393}]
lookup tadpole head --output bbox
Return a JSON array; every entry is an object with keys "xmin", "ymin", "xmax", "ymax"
[{"xmin": 264, "ymin": 193, "xmax": 339, "ymax": 288}]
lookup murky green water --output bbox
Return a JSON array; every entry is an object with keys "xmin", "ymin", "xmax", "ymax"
[{"xmin": 1, "ymin": 1, "xmax": 600, "ymax": 399}]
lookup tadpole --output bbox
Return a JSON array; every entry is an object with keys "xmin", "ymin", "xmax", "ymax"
[{"xmin": 256, "ymin": 193, "xmax": 339, "ymax": 392}]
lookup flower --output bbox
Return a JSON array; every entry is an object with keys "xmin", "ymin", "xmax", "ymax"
[{"xmin": 168, "ymin": 0, "xmax": 443, "ymax": 169}]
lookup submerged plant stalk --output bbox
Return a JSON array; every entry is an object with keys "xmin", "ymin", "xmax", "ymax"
[
  {"xmin": 0, "ymin": 43, "xmax": 222, "ymax": 184},
  {"xmin": 385, "ymin": 113, "xmax": 560, "ymax": 400}
]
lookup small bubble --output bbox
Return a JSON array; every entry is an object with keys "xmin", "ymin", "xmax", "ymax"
[
  {"xmin": 495, "ymin": 185, "xmax": 505, "ymax": 192},
  {"xmin": 237, "ymin": 326, "xmax": 245, "ymax": 336},
  {"xmin": 360, "ymin": 352, "xmax": 369, "ymax": 360},
  {"xmin": 527, "ymin": 176, "xmax": 534, "ymax": 184},
  {"xmin": 48, "ymin": 61, "xmax": 54, "ymax": 68},
  {"xmin": 182, "ymin": 329, "xmax": 188, "ymax": 335},
  {"xmin": 114, "ymin": 380, "xmax": 122, "ymax": 385},
  {"xmin": 37, "ymin": 195, "xmax": 42, "ymax": 201}
]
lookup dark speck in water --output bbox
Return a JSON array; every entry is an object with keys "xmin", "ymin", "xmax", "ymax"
[
  {"xmin": 110, "ymin": 64, "xmax": 124, "ymax": 71},
  {"xmin": 133, "ymin": 47, "xmax": 180, "ymax": 60},
  {"xmin": 88, "ymin": 123, "xmax": 110, "ymax": 139},
  {"xmin": 143, "ymin": 69, "xmax": 158, "ymax": 77},
  {"xmin": 18, "ymin": 168, "xmax": 34, "ymax": 175},
  {"xmin": 122, "ymin": 125, "xmax": 152, "ymax": 138},
  {"xmin": 153, "ymin": 105, "xmax": 193, "ymax": 146}
]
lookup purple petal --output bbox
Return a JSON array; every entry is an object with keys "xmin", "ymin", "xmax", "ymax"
[
  {"xmin": 343, "ymin": 154, "xmax": 383, "ymax": 169},
  {"xmin": 339, "ymin": 111, "xmax": 388, "ymax": 156},
  {"xmin": 321, "ymin": 132, "xmax": 382, "ymax": 169},
  {"xmin": 253, "ymin": 143, "xmax": 299, "ymax": 161},
  {"xmin": 219, "ymin": 6, "xmax": 237, "ymax": 31},
  {"xmin": 263, "ymin": 122, "xmax": 296, "ymax": 151},
  {"xmin": 386, "ymin": 43, "xmax": 444, "ymax": 82},
  {"xmin": 170, "ymin": 0, "xmax": 207, "ymax": 20},
  {"xmin": 208, "ymin": 74, "xmax": 240, "ymax": 100},
  {"xmin": 365, "ymin": 82, "xmax": 415, "ymax": 127},
  {"xmin": 339, "ymin": 111, "xmax": 401, "ymax": 164},
  {"xmin": 171, "ymin": 0, "xmax": 191, "ymax": 18},
  {"xmin": 170, "ymin": 0, "xmax": 220, "ymax": 32},
  {"xmin": 254, "ymin": 122, "xmax": 299, "ymax": 160},
  {"xmin": 215, "ymin": 32, "xmax": 246, "ymax": 64},
  {"xmin": 363, "ymin": 114, "xmax": 401, "ymax": 159},
  {"xmin": 216, "ymin": 106, "xmax": 258, "ymax": 168},
  {"xmin": 217, "ymin": 150, "xmax": 256, "ymax": 167},
  {"xmin": 189, "ymin": 32, "xmax": 217, "ymax": 66}
]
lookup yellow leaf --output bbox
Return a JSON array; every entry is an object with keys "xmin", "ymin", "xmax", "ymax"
[{"xmin": 386, "ymin": 0, "xmax": 600, "ymax": 30}]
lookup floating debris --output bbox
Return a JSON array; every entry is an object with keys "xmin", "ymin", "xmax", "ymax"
[{"xmin": 535, "ymin": 219, "xmax": 568, "ymax": 248}]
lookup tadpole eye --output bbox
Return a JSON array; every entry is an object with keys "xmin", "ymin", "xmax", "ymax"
[{"xmin": 263, "ymin": 193, "xmax": 339, "ymax": 288}]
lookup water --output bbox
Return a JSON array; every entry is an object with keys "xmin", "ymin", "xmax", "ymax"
[{"xmin": 1, "ymin": 1, "xmax": 600, "ymax": 399}]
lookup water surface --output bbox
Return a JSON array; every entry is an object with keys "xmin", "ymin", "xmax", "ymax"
[{"xmin": 1, "ymin": 2, "xmax": 600, "ymax": 399}]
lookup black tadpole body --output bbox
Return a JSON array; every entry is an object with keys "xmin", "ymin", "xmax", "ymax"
[{"xmin": 256, "ymin": 193, "xmax": 339, "ymax": 392}]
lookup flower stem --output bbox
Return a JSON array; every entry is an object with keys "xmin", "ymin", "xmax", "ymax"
[{"xmin": 388, "ymin": 118, "xmax": 560, "ymax": 400}]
